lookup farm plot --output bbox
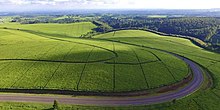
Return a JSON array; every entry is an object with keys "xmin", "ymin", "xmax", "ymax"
[
  {"xmin": 2, "ymin": 26, "xmax": 220, "ymax": 109},
  {"xmin": 190, "ymin": 91, "xmax": 220, "ymax": 110},
  {"xmin": 0, "ymin": 22, "xmax": 96, "ymax": 37},
  {"xmin": 208, "ymin": 63, "xmax": 220, "ymax": 89},
  {"xmin": 142, "ymin": 62, "xmax": 176, "ymax": 88},
  {"xmin": 0, "ymin": 28, "xmax": 190, "ymax": 92},
  {"xmin": 78, "ymin": 64, "xmax": 113, "ymax": 92},
  {"xmin": 115, "ymin": 64, "xmax": 148, "ymax": 91},
  {"xmin": 0, "ymin": 62, "xmax": 34, "ymax": 88},
  {"xmin": 0, "ymin": 42, "xmax": 58, "ymax": 59},
  {"xmin": 114, "ymin": 44, "xmax": 138, "ymax": 63},
  {"xmin": 130, "ymin": 47, "xmax": 160, "ymax": 62},
  {"xmin": 149, "ymin": 49, "xmax": 189, "ymax": 81},
  {"xmin": 39, "ymin": 63, "xmax": 85, "ymax": 90},
  {"xmin": 109, "ymin": 44, "xmax": 159, "ymax": 64},
  {"xmin": 95, "ymin": 30, "xmax": 161, "ymax": 38},
  {"xmin": 11, "ymin": 62, "xmax": 61, "ymax": 89}
]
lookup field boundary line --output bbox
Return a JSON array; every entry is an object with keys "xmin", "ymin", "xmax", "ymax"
[
  {"xmin": 162, "ymin": 64, "xmax": 187, "ymax": 72},
  {"xmin": 3, "ymin": 43, "xmax": 58, "ymax": 88},
  {"xmin": 13, "ymin": 28, "xmax": 119, "ymax": 60},
  {"xmin": 149, "ymin": 50, "xmax": 177, "ymax": 81},
  {"xmin": 206, "ymin": 61, "xmax": 220, "ymax": 68},
  {"xmin": 112, "ymin": 43, "xmax": 116, "ymax": 92},
  {"xmin": 192, "ymin": 99, "xmax": 205, "ymax": 110},
  {"xmin": 11, "ymin": 43, "xmax": 59, "ymax": 87},
  {"xmin": 76, "ymin": 47, "xmax": 95, "ymax": 90},
  {"xmin": 131, "ymin": 48, "xmax": 149, "ymax": 88},
  {"xmin": 211, "ymin": 90, "xmax": 220, "ymax": 100},
  {"xmin": 0, "ymin": 62, "xmax": 12, "ymax": 72},
  {"xmin": 96, "ymin": 38, "xmax": 220, "ymax": 62},
  {"xmin": 161, "ymin": 62, "xmax": 177, "ymax": 81},
  {"xmin": 172, "ymin": 51, "xmax": 220, "ymax": 62},
  {"xmin": 43, "ymin": 63, "xmax": 62, "ymax": 88},
  {"xmin": 10, "ymin": 62, "xmax": 36, "ymax": 88},
  {"xmin": 105, "ymin": 60, "xmax": 159, "ymax": 65},
  {"xmin": 142, "ymin": 49, "xmax": 162, "ymax": 61},
  {"xmin": 43, "ymin": 44, "xmax": 77, "ymax": 88},
  {"xmin": 141, "ymin": 49, "xmax": 177, "ymax": 81}
]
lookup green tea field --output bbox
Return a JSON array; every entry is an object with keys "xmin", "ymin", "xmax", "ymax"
[
  {"xmin": 0, "ymin": 26, "xmax": 189, "ymax": 92},
  {"xmin": 0, "ymin": 22, "xmax": 219, "ymax": 110},
  {"xmin": 0, "ymin": 22, "xmax": 96, "ymax": 37}
]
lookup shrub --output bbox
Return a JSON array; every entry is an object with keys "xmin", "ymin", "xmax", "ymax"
[{"xmin": 53, "ymin": 100, "xmax": 59, "ymax": 110}]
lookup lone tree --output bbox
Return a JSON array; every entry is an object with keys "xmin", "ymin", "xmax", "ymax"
[{"xmin": 53, "ymin": 100, "xmax": 59, "ymax": 110}]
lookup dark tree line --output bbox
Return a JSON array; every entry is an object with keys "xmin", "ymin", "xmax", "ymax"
[
  {"xmin": 99, "ymin": 16, "xmax": 220, "ymax": 42},
  {"xmin": 98, "ymin": 15, "xmax": 220, "ymax": 52},
  {"xmin": 9, "ymin": 15, "xmax": 220, "ymax": 51},
  {"xmin": 10, "ymin": 16, "xmax": 89, "ymax": 24},
  {"xmin": 92, "ymin": 20, "xmax": 112, "ymax": 32}
]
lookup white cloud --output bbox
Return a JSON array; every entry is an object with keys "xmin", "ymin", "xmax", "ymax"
[
  {"xmin": 0, "ymin": 0, "xmax": 149, "ymax": 6},
  {"xmin": 8, "ymin": 0, "xmax": 29, "ymax": 5},
  {"xmin": 1, "ymin": 0, "xmax": 63, "ymax": 5},
  {"xmin": 0, "ymin": 0, "xmax": 219, "ymax": 11}
]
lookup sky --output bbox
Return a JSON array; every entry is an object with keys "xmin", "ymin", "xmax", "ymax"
[{"xmin": 0, "ymin": 0, "xmax": 220, "ymax": 12}]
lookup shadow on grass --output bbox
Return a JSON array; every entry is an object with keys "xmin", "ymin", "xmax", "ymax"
[{"xmin": 43, "ymin": 108, "xmax": 54, "ymax": 110}]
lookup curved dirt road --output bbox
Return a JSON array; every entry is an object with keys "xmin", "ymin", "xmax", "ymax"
[{"xmin": 0, "ymin": 54, "xmax": 204, "ymax": 106}]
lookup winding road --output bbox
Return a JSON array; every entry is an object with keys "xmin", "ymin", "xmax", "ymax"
[{"xmin": 0, "ymin": 54, "xmax": 204, "ymax": 106}]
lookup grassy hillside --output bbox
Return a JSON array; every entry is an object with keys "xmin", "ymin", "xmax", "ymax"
[
  {"xmin": 0, "ymin": 24, "xmax": 220, "ymax": 109},
  {"xmin": 94, "ymin": 30, "xmax": 220, "ymax": 110},
  {"xmin": 0, "ymin": 22, "xmax": 96, "ymax": 37},
  {"xmin": 0, "ymin": 28, "xmax": 188, "ymax": 92},
  {"xmin": 96, "ymin": 30, "xmax": 161, "ymax": 38}
]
